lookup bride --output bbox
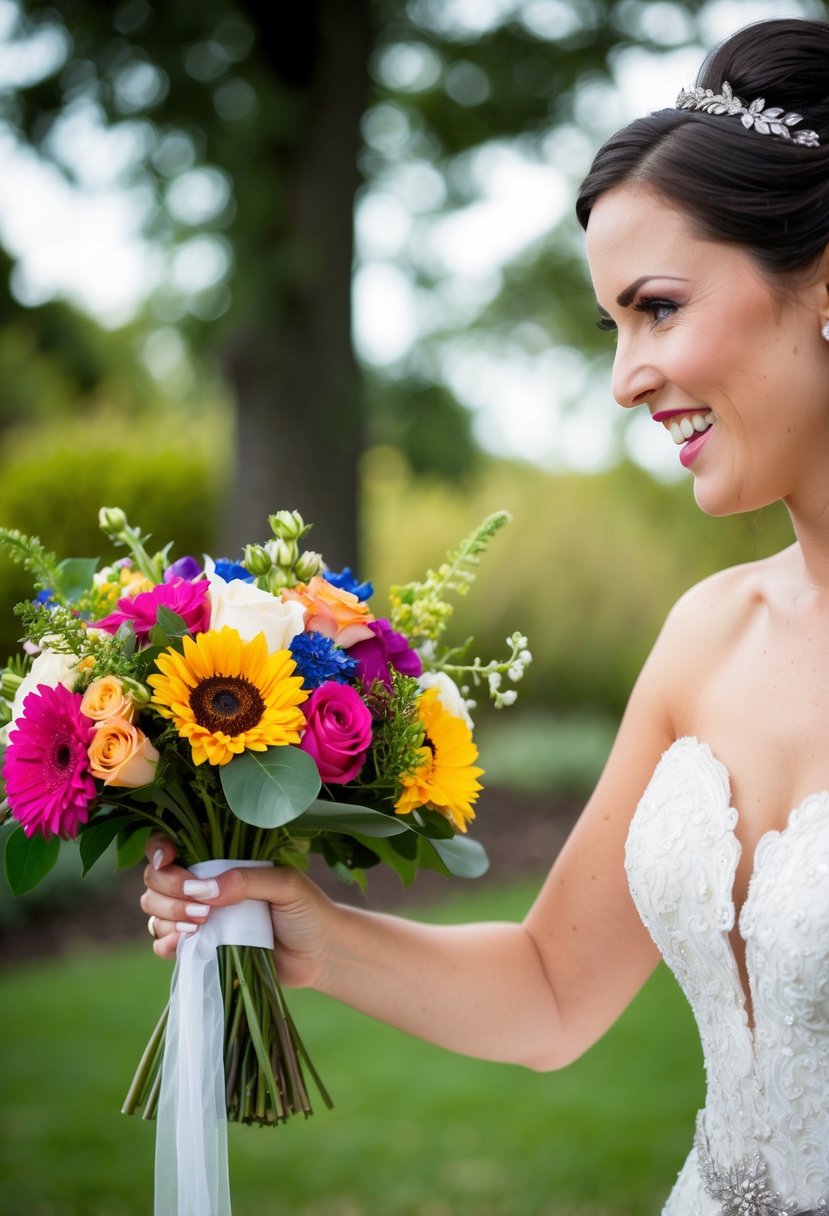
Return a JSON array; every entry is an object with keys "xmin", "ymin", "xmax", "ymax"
[{"xmin": 140, "ymin": 17, "xmax": 829, "ymax": 1213}]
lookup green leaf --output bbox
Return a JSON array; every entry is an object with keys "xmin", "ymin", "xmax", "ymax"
[
  {"xmin": 220, "ymin": 746, "xmax": 321, "ymax": 828},
  {"xmin": 352, "ymin": 832, "xmax": 419, "ymax": 887},
  {"xmin": 117, "ymin": 825, "xmax": 151, "ymax": 870},
  {"xmin": 149, "ymin": 607, "xmax": 189, "ymax": 649},
  {"xmin": 412, "ymin": 808, "xmax": 455, "ymax": 839},
  {"xmin": 4, "ymin": 825, "xmax": 60, "ymax": 895},
  {"xmin": 418, "ymin": 833, "xmax": 490, "ymax": 880},
  {"xmin": 57, "ymin": 557, "xmax": 99, "ymax": 602},
  {"xmin": 79, "ymin": 816, "xmax": 132, "ymax": 875},
  {"xmin": 295, "ymin": 799, "xmax": 408, "ymax": 837}
]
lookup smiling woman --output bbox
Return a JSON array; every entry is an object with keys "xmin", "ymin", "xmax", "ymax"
[{"xmin": 140, "ymin": 17, "xmax": 829, "ymax": 1216}]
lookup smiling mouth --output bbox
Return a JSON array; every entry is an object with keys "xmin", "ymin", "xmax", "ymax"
[{"xmin": 652, "ymin": 409, "xmax": 715, "ymax": 446}]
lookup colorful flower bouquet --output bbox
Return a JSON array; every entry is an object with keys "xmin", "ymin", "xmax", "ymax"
[{"xmin": 0, "ymin": 507, "xmax": 529, "ymax": 1202}]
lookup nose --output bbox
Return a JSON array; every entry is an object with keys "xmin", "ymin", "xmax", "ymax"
[{"xmin": 610, "ymin": 336, "xmax": 664, "ymax": 411}]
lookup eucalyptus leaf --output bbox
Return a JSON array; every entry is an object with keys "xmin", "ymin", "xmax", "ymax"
[
  {"xmin": 295, "ymin": 799, "xmax": 408, "ymax": 838},
  {"xmin": 4, "ymin": 825, "xmax": 60, "ymax": 895},
  {"xmin": 419, "ymin": 832, "xmax": 490, "ymax": 879},
  {"xmin": 57, "ymin": 557, "xmax": 99, "ymax": 603},
  {"xmin": 221, "ymin": 746, "xmax": 321, "ymax": 828}
]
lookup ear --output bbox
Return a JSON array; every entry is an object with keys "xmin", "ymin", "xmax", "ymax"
[{"xmin": 815, "ymin": 243, "xmax": 829, "ymax": 335}]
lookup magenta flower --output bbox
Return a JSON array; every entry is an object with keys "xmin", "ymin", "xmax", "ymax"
[
  {"xmin": 299, "ymin": 682, "xmax": 373, "ymax": 784},
  {"xmin": 349, "ymin": 618, "xmax": 422, "ymax": 691},
  {"xmin": 3, "ymin": 683, "xmax": 97, "ymax": 839},
  {"xmin": 96, "ymin": 578, "xmax": 211, "ymax": 643}
]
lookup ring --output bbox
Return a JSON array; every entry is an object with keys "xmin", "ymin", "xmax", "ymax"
[{"xmin": 148, "ymin": 915, "xmax": 157, "ymax": 939}]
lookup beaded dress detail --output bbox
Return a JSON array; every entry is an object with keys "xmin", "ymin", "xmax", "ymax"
[{"xmin": 625, "ymin": 738, "xmax": 829, "ymax": 1215}]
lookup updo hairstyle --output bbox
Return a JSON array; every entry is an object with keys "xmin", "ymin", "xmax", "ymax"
[{"xmin": 575, "ymin": 18, "xmax": 829, "ymax": 279}]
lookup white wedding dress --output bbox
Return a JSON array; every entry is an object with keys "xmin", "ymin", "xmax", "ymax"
[{"xmin": 625, "ymin": 737, "xmax": 829, "ymax": 1215}]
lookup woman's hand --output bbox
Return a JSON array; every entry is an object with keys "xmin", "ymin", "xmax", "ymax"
[{"xmin": 139, "ymin": 834, "xmax": 334, "ymax": 987}]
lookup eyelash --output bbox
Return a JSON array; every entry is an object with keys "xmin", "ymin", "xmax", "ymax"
[
  {"xmin": 634, "ymin": 296, "xmax": 678, "ymax": 326},
  {"xmin": 596, "ymin": 297, "xmax": 679, "ymax": 332}
]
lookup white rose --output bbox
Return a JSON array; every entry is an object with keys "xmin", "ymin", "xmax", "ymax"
[
  {"xmin": 1, "ymin": 646, "xmax": 85, "ymax": 743},
  {"xmin": 207, "ymin": 569, "xmax": 306, "ymax": 652},
  {"xmin": 418, "ymin": 671, "xmax": 474, "ymax": 729}
]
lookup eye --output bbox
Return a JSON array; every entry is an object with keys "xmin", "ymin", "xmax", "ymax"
[
  {"xmin": 634, "ymin": 296, "xmax": 677, "ymax": 326},
  {"xmin": 596, "ymin": 310, "xmax": 616, "ymax": 332}
]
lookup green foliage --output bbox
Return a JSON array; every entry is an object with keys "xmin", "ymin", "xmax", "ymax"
[
  {"xmin": 0, "ymin": 423, "xmax": 223, "ymax": 656},
  {"xmin": 220, "ymin": 747, "xmax": 322, "ymax": 829},
  {"xmin": 4, "ymin": 824, "xmax": 60, "ymax": 894},
  {"xmin": 365, "ymin": 449, "xmax": 794, "ymax": 716}
]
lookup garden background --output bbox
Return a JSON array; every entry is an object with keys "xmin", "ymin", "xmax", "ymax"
[{"xmin": 0, "ymin": 1, "xmax": 823, "ymax": 1213}]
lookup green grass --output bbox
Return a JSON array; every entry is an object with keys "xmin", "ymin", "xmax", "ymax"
[{"xmin": 0, "ymin": 879, "xmax": 703, "ymax": 1216}]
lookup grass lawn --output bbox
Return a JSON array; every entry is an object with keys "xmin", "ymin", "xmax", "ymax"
[{"xmin": 0, "ymin": 878, "xmax": 703, "ymax": 1216}]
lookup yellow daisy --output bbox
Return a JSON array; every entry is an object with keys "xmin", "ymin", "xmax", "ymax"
[
  {"xmin": 395, "ymin": 688, "xmax": 483, "ymax": 832},
  {"xmin": 148, "ymin": 626, "xmax": 309, "ymax": 766}
]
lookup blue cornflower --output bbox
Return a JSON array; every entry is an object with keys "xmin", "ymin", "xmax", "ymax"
[
  {"xmin": 324, "ymin": 566, "xmax": 374, "ymax": 601},
  {"xmin": 289, "ymin": 631, "xmax": 359, "ymax": 690},
  {"xmin": 34, "ymin": 589, "xmax": 57, "ymax": 609},
  {"xmin": 213, "ymin": 558, "xmax": 255, "ymax": 583}
]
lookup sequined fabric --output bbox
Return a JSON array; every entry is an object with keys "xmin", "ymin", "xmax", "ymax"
[{"xmin": 625, "ymin": 739, "xmax": 829, "ymax": 1214}]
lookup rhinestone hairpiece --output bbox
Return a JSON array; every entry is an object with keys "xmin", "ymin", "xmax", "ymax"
[{"xmin": 675, "ymin": 80, "xmax": 820, "ymax": 147}]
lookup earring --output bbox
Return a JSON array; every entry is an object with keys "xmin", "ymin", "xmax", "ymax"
[{"xmin": 822, "ymin": 320, "xmax": 829, "ymax": 342}]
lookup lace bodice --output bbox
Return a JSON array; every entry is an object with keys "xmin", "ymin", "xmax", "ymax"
[{"xmin": 625, "ymin": 738, "xmax": 829, "ymax": 1214}]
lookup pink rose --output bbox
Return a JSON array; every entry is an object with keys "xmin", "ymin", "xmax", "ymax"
[
  {"xmin": 299, "ymin": 683, "xmax": 373, "ymax": 784},
  {"xmin": 96, "ymin": 579, "xmax": 211, "ymax": 643}
]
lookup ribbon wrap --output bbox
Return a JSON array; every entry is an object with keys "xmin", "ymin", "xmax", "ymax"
[{"xmin": 154, "ymin": 859, "xmax": 274, "ymax": 1216}]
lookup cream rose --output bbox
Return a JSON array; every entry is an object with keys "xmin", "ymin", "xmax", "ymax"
[
  {"xmin": 207, "ymin": 569, "xmax": 306, "ymax": 652},
  {"xmin": 417, "ymin": 671, "xmax": 474, "ymax": 729},
  {"xmin": 1, "ymin": 645, "xmax": 85, "ymax": 743},
  {"xmin": 81, "ymin": 675, "xmax": 136, "ymax": 725},
  {"xmin": 88, "ymin": 718, "xmax": 159, "ymax": 787}
]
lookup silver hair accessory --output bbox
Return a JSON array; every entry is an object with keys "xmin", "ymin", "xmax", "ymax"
[{"xmin": 676, "ymin": 80, "xmax": 820, "ymax": 147}]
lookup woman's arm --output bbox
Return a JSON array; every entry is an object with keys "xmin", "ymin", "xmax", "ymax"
[{"xmin": 142, "ymin": 601, "xmax": 690, "ymax": 1071}]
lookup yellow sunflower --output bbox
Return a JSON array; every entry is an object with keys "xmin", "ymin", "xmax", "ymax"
[
  {"xmin": 395, "ymin": 688, "xmax": 483, "ymax": 832},
  {"xmin": 148, "ymin": 627, "xmax": 309, "ymax": 766}
]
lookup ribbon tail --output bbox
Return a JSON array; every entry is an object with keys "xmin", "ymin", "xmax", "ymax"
[{"xmin": 154, "ymin": 925, "xmax": 231, "ymax": 1216}]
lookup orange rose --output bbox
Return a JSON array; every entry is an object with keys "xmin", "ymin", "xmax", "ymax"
[
  {"xmin": 88, "ymin": 718, "xmax": 159, "ymax": 788},
  {"xmin": 81, "ymin": 675, "xmax": 136, "ymax": 724},
  {"xmin": 283, "ymin": 575, "xmax": 375, "ymax": 648}
]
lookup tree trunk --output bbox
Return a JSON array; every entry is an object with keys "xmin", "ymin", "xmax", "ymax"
[{"xmin": 221, "ymin": 0, "xmax": 373, "ymax": 570}]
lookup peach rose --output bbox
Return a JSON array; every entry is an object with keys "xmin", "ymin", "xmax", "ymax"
[
  {"xmin": 283, "ymin": 576, "xmax": 375, "ymax": 648},
  {"xmin": 81, "ymin": 676, "xmax": 136, "ymax": 725},
  {"xmin": 88, "ymin": 718, "xmax": 159, "ymax": 788}
]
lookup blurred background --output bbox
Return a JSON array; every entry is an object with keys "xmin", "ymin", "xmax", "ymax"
[{"xmin": 0, "ymin": 0, "xmax": 823, "ymax": 1212}]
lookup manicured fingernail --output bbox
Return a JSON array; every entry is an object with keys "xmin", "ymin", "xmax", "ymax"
[
  {"xmin": 152, "ymin": 849, "xmax": 164, "ymax": 871},
  {"xmin": 183, "ymin": 879, "xmax": 220, "ymax": 899},
  {"xmin": 177, "ymin": 922, "xmax": 199, "ymax": 934},
  {"xmin": 185, "ymin": 904, "xmax": 210, "ymax": 919}
]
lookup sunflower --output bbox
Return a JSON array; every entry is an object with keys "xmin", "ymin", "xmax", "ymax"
[
  {"xmin": 395, "ymin": 688, "xmax": 483, "ymax": 832},
  {"xmin": 148, "ymin": 627, "xmax": 309, "ymax": 766}
]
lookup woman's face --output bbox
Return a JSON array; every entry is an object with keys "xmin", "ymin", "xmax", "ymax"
[{"xmin": 585, "ymin": 182, "xmax": 829, "ymax": 518}]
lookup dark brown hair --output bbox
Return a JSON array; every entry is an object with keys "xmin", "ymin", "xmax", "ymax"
[{"xmin": 575, "ymin": 19, "xmax": 829, "ymax": 277}]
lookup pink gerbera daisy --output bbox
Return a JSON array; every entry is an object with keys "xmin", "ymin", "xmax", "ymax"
[{"xmin": 3, "ymin": 683, "xmax": 97, "ymax": 839}]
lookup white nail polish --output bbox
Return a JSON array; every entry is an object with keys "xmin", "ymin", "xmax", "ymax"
[
  {"xmin": 185, "ymin": 904, "xmax": 210, "ymax": 919},
  {"xmin": 183, "ymin": 879, "xmax": 220, "ymax": 899},
  {"xmin": 176, "ymin": 922, "xmax": 199, "ymax": 934},
  {"xmin": 152, "ymin": 849, "xmax": 164, "ymax": 871}
]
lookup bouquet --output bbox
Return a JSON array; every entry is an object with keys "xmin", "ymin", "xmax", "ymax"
[{"xmin": 0, "ymin": 506, "xmax": 530, "ymax": 1214}]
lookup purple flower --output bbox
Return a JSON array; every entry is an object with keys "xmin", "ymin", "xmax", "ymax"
[
  {"xmin": 164, "ymin": 556, "xmax": 203, "ymax": 583},
  {"xmin": 349, "ymin": 619, "xmax": 422, "ymax": 690},
  {"xmin": 299, "ymin": 683, "xmax": 373, "ymax": 784},
  {"xmin": 96, "ymin": 579, "xmax": 211, "ymax": 643}
]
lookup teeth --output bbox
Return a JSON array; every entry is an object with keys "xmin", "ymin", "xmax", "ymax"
[{"xmin": 667, "ymin": 411, "xmax": 715, "ymax": 446}]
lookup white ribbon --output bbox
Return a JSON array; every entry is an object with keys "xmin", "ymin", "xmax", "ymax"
[{"xmin": 154, "ymin": 860, "xmax": 274, "ymax": 1216}]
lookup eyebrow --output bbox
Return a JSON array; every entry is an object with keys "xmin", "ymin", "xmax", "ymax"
[{"xmin": 615, "ymin": 275, "xmax": 689, "ymax": 308}]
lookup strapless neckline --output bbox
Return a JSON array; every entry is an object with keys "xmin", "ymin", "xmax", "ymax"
[{"xmin": 663, "ymin": 736, "xmax": 829, "ymax": 930}]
